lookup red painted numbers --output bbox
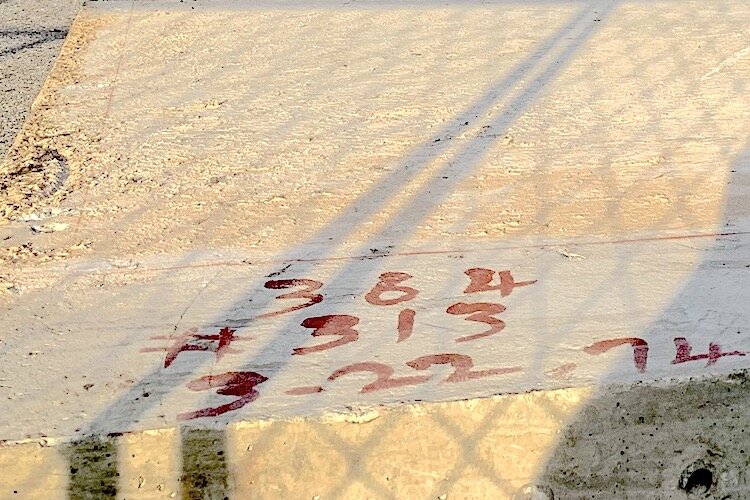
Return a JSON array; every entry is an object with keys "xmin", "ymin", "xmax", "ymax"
[
  {"xmin": 397, "ymin": 308, "xmax": 416, "ymax": 343},
  {"xmin": 584, "ymin": 336, "xmax": 747, "ymax": 373},
  {"xmin": 446, "ymin": 302, "xmax": 506, "ymax": 342},
  {"xmin": 290, "ymin": 353, "xmax": 522, "ymax": 395},
  {"xmin": 445, "ymin": 269, "xmax": 536, "ymax": 343},
  {"xmin": 177, "ymin": 371, "xmax": 268, "ymax": 421},
  {"xmin": 147, "ymin": 266, "xmax": 537, "ymax": 419},
  {"xmin": 672, "ymin": 337, "xmax": 745, "ymax": 366},
  {"xmin": 366, "ymin": 272, "xmax": 419, "ymax": 343},
  {"xmin": 293, "ymin": 315, "xmax": 359, "ymax": 355},
  {"xmin": 406, "ymin": 353, "xmax": 522, "ymax": 382},
  {"xmin": 584, "ymin": 337, "xmax": 649, "ymax": 373},
  {"xmin": 259, "ymin": 279, "xmax": 323, "ymax": 318},
  {"xmin": 365, "ymin": 272, "xmax": 418, "ymax": 306},
  {"xmin": 142, "ymin": 327, "xmax": 246, "ymax": 368},
  {"xmin": 463, "ymin": 268, "xmax": 537, "ymax": 296},
  {"xmin": 146, "ymin": 266, "xmax": 750, "ymax": 421},
  {"xmin": 328, "ymin": 362, "xmax": 431, "ymax": 393}
]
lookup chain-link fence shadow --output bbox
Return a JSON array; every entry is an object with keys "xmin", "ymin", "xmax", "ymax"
[{"xmin": 2, "ymin": 0, "xmax": 750, "ymax": 498}]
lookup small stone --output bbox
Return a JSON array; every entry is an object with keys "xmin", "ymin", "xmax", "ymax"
[{"xmin": 30, "ymin": 222, "xmax": 68, "ymax": 233}]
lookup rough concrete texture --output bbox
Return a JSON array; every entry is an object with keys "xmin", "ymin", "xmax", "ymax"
[
  {"xmin": 2, "ymin": 0, "xmax": 750, "ymax": 498},
  {"xmin": 544, "ymin": 373, "xmax": 750, "ymax": 499},
  {"xmin": 0, "ymin": 387, "xmax": 591, "ymax": 498},
  {"xmin": 0, "ymin": 0, "xmax": 83, "ymax": 161},
  {"xmin": 3, "ymin": 377, "xmax": 750, "ymax": 498}
]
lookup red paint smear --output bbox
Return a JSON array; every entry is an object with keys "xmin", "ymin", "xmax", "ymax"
[
  {"xmin": 546, "ymin": 362, "xmax": 577, "ymax": 379},
  {"xmin": 397, "ymin": 308, "xmax": 416, "ymax": 343},
  {"xmin": 584, "ymin": 338, "xmax": 648, "ymax": 373},
  {"xmin": 286, "ymin": 386, "xmax": 324, "ymax": 396},
  {"xmin": 672, "ymin": 337, "xmax": 746, "ymax": 366},
  {"xmin": 293, "ymin": 315, "xmax": 359, "ymax": 355},
  {"xmin": 82, "ymin": 230, "xmax": 750, "ymax": 276},
  {"xmin": 464, "ymin": 268, "xmax": 537, "ymax": 297},
  {"xmin": 365, "ymin": 272, "xmax": 418, "ymax": 306}
]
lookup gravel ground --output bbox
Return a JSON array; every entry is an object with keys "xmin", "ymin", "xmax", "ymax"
[{"xmin": 0, "ymin": 0, "xmax": 83, "ymax": 160}]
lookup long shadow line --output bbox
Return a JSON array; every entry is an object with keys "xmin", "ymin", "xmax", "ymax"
[
  {"xmin": 190, "ymin": 0, "xmax": 617, "ymax": 420},
  {"xmin": 33, "ymin": 7, "xmax": 455, "ymax": 387},
  {"xmin": 58, "ymin": 1, "xmax": 622, "ymax": 497},
  {"xmin": 28, "ymin": 10, "xmax": 614, "ymax": 495},
  {"xmin": 248, "ymin": 0, "xmax": 622, "ymax": 414},
  {"xmin": 80, "ymin": 0, "xmax": 610, "ymax": 438},
  {"xmin": 107, "ymin": 9, "xmax": 423, "ymax": 247},
  {"xmin": 295, "ymin": 2, "xmax": 621, "ymax": 496}
]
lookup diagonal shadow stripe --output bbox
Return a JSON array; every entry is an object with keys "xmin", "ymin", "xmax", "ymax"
[
  {"xmin": 192, "ymin": 0, "xmax": 619, "ymax": 435},
  {"xmin": 77, "ymin": 1, "xmax": 613, "ymax": 439}
]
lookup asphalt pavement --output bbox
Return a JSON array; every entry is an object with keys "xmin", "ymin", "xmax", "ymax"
[{"xmin": 0, "ymin": 0, "xmax": 82, "ymax": 160}]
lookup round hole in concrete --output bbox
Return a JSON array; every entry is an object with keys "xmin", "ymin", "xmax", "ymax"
[{"xmin": 681, "ymin": 467, "xmax": 713, "ymax": 495}]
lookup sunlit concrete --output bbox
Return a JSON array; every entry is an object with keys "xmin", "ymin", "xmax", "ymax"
[{"xmin": 1, "ymin": 0, "xmax": 750, "ymax": 497}]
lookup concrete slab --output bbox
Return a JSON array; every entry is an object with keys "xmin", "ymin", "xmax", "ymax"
[{"xmin": 1, "ymin": 0, "xmax": 750, "ymax": 497}]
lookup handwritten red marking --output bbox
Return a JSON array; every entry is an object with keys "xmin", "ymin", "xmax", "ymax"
[
  {"xmin": 397, "ymin": 308, "xmax": 416, "ymax": 343},
  {"xmin": 142, "ymin": 327, "xmax": 245, "ymax": 368},
  {"xmin": 328, "ymin": 362, "xmax": 430, "ymax": 393},
  {"xmin": 365, "ymin": 272, "xmax": 418, "ymax": 306},
  {"xmin": 672, "ymin": 337, "xmax": 746, "ymax": 366},
  {"xmin": 177, "ymin": 371, "xmax": 268, "ymax": 420},
  {"xmin": 286, "ymin": 385, "xmax": 324, "ymax": 395},
  {"xmin": 584, "ymin": 337, "xmax": 649, "ymax": 373},
  {"xmin": 293, "ymin": 315, "xmax": 359, "ymax": 355},
  {"xmin": 406, "ymin": 353, "xmax": 522, "ymax": 382},
  {"xmin": 464, "ymin": 268, "xmax": 536, "ymax": 297},
  {"xmin": 259, "ymin": 279, "xmax": 323, "ymax": 318},
  {"xmin": 446, "ymin": 302, "xmax": 506, "ymax": 342},
  {"xmin": 546, "ymin": 362, "xmax": 577, "ymax": 379}
]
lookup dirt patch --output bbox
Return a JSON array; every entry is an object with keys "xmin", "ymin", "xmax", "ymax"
[{"xmin": 0, "ymin": 14, "xmax": 107, "ymax": 221}]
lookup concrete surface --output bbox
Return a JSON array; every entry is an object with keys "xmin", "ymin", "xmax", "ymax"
[
  {"xmin": 4, "ymin": 377, "xmax": 750, "ymax": 498},
  {"xmin": 1, "ymin": 0, "xmax": 750, "ymax": 498},
  {"xmin": 0, "ymin": 0, "xmax": 83, "ymax": 161},
  {"xmin": 544, "ymin": 373, "xmax": 750, "ymax": 499}
]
